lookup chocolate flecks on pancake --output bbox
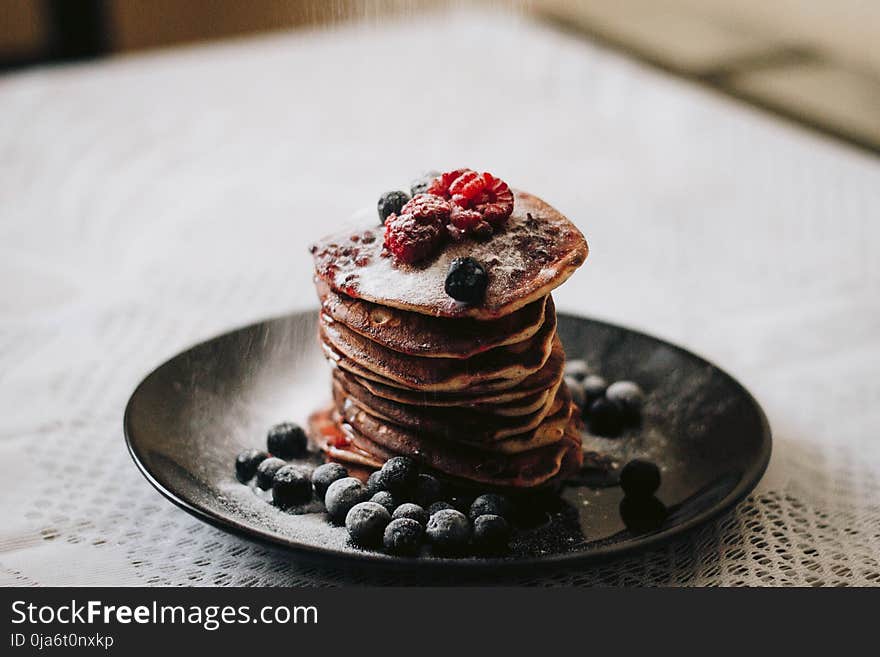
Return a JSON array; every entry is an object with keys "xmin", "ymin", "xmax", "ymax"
[
  {"xmin": 317, "ymin": 278, "xmax": 548, "ymax": 359},
  {"xmin": 310, "ymin": 190, "xmax": 587, "ymax": 320},
  {"xmin": 319, "ymin": 303, "xmax": 557, "ymax": 392}
]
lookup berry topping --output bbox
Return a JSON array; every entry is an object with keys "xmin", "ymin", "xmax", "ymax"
[
  {"xmin": 581, "ymin": 375, "xmax": 608, "ymax": 406},
  {"xmin": 383, "ymin": 212, "xmax": 445, "ymax": 264},
  {"xmin": 564, "ymin": 359, "xmax": 591, "ymax": 382},
  {"xmin": 255, "ymin": 457, "xmax": 287, "ymax": 490},
  {"xmin": 448, "ymin": 494, "xmax": 474, "ymax": 514},
  {"xmin": 267, "ymin": 422, "xmax": 308, "ymax": 460},
  {"xmin": 619, "ymin": 459, "xmax": 661, "ymax": 497},
  {"xmin": 586, "ymin": 396, "xmax": 625, "ymax": 437},
  {"xmin": 445, "ymin": 257, "xmax": 488, "ymax": 304},
  {"xmin": 410, "ymin": 170, "xmax": 440, "ymax": 197},
  {"xmin": 382, "ymin": 169, "xmax": 512, "ymax": 261},
  {"xmin": 468, "ymin": 493, "xmax": 511, "ymax": 521},
  {"xmin": 401, "ymin": 193, "xmax": 452, "ymax": 224},
  {"xmin": 376, "ymin": 456, "xmax": 419, "ymax": 496},
  {"xmin": 392, "ymin": 503, "xmax": 429, "ymax": 526},
  {"xmin": 426, "ymin": 509, "xmax": 471, "ymax": 553},
  {"xmin": 272, "ymin": 465, "xmax": 313, "ymax": 508},
  {"xmin": 606, "ymin": 381, "xmax": 645, "ymax": 419},
  {"xmin": 324, "ymin": 477, "xmax": 369, "ymax": 523},
  {"xmin": 428, "ymin": 501, "xmax": 455, "ymax": 516},
  {"xmin": 311, "ymin": 462, "xmax": 348, "ymax": 502},
  {"xmin": 428, "ymin": 168, "xmax": 514, "ymax": 232},
  {"xmin": 383, "ymin": 517, "xmax": 424, "ymax": 556},
  {"xmin": 377, "ymin": 191, "xmax": 410, "ymax": 224},
  {"xmin": 345, "ymin": 501, "xmax": 391, "ymax": 547},
  {"xmin": 619, "ymin": 495, "xmax": 667, "ymax": 533},
  {"xmin": 412, "ymin": 474, "xmax": 444, "ymax": 507},
  {"xmin": 427, "ymin": 168, "xmax": 472, "ymax": 198},
  {"xmin": 235, "ymin": 448, "xmax": 268, "ymax": 483},
  {"xmin": 448, "ymin": 207, "xmax": 493, "ymax": 240},
  {"xmin": 370, "ymin": 491, "xmax": 397, "ymax": 514},
  {"xmin": 366, "ymin": 470, "xmax": 384, "ymax": 495},
  {"xmin": 472, "ymin": 514, "xmax": 511, "ymax": 553}
]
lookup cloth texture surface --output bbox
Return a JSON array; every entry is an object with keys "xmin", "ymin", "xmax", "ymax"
[{"xmin": 1, "ymin": 10, "xmax": 878, "ymax": 586}]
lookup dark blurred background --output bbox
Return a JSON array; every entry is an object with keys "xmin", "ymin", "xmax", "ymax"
[{"xmin": 2, "ymin": 0, "xmax": 878, "ymax": 154}]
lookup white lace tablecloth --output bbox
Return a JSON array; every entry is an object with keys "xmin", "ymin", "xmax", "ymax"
[{"xmin": 2, "ymin": 9, "xmax": 878, "ymax": 587}]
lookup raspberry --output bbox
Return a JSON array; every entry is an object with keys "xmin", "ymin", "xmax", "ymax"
[
  {"xmin": 400, "ymin": 194, "xmax": 452, "ymax": 225},
  {"xmin": 448, "ymin": 170, "xmax": 484, "ymax": 204},
  {"xmin": 383, "ymin": 213, "xmax": 445, "ymax": 264},
  {"xmin": 448, "ymin": 206, "xmax": 483, "ymax": 231},
  {"xmin": 427, "ymin": 169, "xmax": 514, "ymax": 233},
  {"xmin": 427, "ymin": 168, "xmax": 473, "ymax": 198}
]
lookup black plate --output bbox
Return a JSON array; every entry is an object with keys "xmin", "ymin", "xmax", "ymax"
[{"xmin": 124, "ymin": 311, "xmax": 771, "ymax": 571}]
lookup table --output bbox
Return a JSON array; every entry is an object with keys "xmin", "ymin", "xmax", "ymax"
[{"xmin": 2, "ymin": 8, "xmax": 878, "ymax": 586}]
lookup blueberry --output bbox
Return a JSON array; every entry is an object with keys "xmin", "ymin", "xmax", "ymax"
[
  {"xmin": 586, "ymin": 396, "xmax": 625, "ymax": 437},
  {"xmin": 324, "ymin": 477, "xmax": 369, "ymax": 523},
  {"xmin": 619, "ymin": 459, "xmax": 661, "ymax": 497},
  {"xmin": 468, "ymin": 493, "xmax": 511, "ymax": 521},
  {"xmin": 383, "ymin": 518, "xmax": 424, "ymax": 556},
  {"xmin": 445, "ymin": 257, "xmax": 488, "ymax": 304},
  {"xmin": 266, "ymin": 422, "xmax": 308, "ymax": 460},
  {"xmin": 366, "ymin": 470, "xmax": 384, "ymax": 495},
  {"xmin": 564, "ymin": 359, "xmax": 591, "ymax": 382},
  {"xmin": 311, "ymin": 463, "xmax": 348, "ymax": 502},
  {"xmin": 619, "ymin": 495, "xmax": 667, "ymax": 533},
  {"xmin": 377, "ymin": 457, "xmax": 419, "ymax": 496},
  {"xmin": 412, "ymin": 473, "xmax": 444, "ymax": 507},
  {"xmin": 606, "ymin": 381, "xmax": 645, "ymax": 419},
  {"xmin": 392, "ymin": 503, "xmax": 429, "ymax": 526},
  {"xmin": 472, "ymin": 514, "xmax": 511, "ymax": 552},
  {"xmin": 345, "ymin": 502, "xmax": 391, "ymax": 547},
  {"xmin": 377, "ymin": 190, "xmax": 410, "ymax": 224},
  {"xmin": 428, "ymin": 501, "xmax": 455, "ymax": 516},
  {"xmin": 370, "ymin": 491, "xmax": 397, "ymax": 514},
  {"xmin": 235, "ymin": 448, "xmax": 268, "ymax": 483},
  {"xmin": 256, "ymin": 457, "xmax": 287, "ymax": 490},
  {"xmin": 409, "ymin": 170, "xmax": 439, "ymax": 197},
  {"xmin": 565, "ymin": 376, "xmax": 586, "ymax": 409},
  {"xmin": 448, "ymin": 494, "xmax": 474, "ymax": 514},
  {"xmin": 426, "ymin": 509, "xmax": 471, "ymax": 553},
  {"xmin": 582, "ymin": 375, "xmax": 608, "ymax": 406},
  {"xmin": 272, "ymin": 465, "xmax": 312, "ymax": 508}
]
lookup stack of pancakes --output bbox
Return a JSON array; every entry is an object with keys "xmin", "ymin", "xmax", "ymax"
[{"xmin": 308, "ymin": 190, "xmax": 589, "ymax": 491}]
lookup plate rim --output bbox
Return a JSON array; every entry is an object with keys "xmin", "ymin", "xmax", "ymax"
[{"xmin": 123, "ymin": 310, "xmax": 772, "ymax": 572}]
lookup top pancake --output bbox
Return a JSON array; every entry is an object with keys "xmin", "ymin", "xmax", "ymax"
[
  {"xmin": 317, "ymin": 278, "xmax": 548, "ymax": 359},
  {"xmin": 310, "ymin": 190, "xmax": 588, "ymax": 319}
]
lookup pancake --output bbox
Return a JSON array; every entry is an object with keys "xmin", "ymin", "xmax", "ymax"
[
  {"xmin": 339, "ymin": 410, "xmax": 583, "ymax": 488},
  {"xmin": 308, "ymin": 404, "xmax": 584, "ymax": 489},
  {"xmin": 308, "ymin": 407, "xmax": 384, "ymax": 471},
  {"xmin": 333, "ymin": 372, "xmax": 565, "ymax": 443},
  {"xmin": 317, "ymin": 278, "xmax": 548, "ymax": 359},
  {"xmin": 336, "ymin": 336, "xmax": 566, "ymax": 407},
  {"xmin": 324, "ymin": 339, "xmax": 529, "ymax": 394},
  {"xmin": 335, "ymin": 368, "xmax": 552, "ymax": 416},
  {"xmin": 319, "ymin": 305, "xmax": 556, "ymax": 392},
  {"xmin": 310, "ymin": 190, "xmax": 588, "ymax": 320},
  {"xmin": 338, "ymin": 388, "xmax": 574, "ymax": 456}
]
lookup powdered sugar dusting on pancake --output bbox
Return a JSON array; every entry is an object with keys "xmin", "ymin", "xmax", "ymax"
[{"xmin": 310, "ymin": 191, "xmax": 587, "ymax": 319}]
